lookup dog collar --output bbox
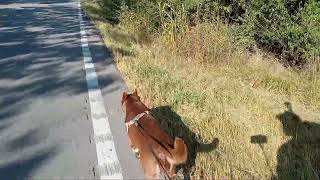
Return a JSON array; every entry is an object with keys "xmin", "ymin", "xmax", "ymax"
[{"xmin": 125, "ymin": 111, "xmax": 150, "ymax": 132}]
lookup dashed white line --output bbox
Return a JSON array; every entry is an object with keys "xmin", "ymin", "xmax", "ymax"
[{"xmin": 78, "ymin": 2, "xmax": 123, "ymax": 179}]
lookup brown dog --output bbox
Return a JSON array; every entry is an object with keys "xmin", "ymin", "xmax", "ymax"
[{"xmin": 122, "ymin": 90, "xmax": 188, "ymax": 179}]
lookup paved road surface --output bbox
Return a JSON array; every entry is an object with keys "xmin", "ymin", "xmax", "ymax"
[{"xmin": 0, "ymin": 0, "xmax": 143, "ymax": 179}]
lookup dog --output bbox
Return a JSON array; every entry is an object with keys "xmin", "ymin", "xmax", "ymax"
[{"xmin": 122, "ymin": 90, "xmax": 188, "ymax": 179}]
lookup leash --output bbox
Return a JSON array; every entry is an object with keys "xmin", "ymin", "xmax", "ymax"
[
  {"xmin": 138, "ymin": 123, "xmax": 172, "ymax": 180},
  {"xmin": 126, "ymin": 111, "xmax": 173, "ymax": 179},
  {"xmin": 126, "ymin": 111, "xmax": 174, "ymax": 156}
]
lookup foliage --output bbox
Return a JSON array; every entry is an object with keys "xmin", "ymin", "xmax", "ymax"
[
  {"xmin": 108, "ymin": 0, "xmax": 320, "ymax": 66},
  {"xmin": 234, "ymin": 0, "xmax": 320, "ymax": 66}
]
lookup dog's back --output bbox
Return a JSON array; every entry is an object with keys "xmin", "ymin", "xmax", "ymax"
[
  {"xmin": 122, "ymin": 91, "xmax": 188, "ymax": 179},
  {"xmin": 138, "ymin": 115, "xmax": 187, "ymax": 162}
]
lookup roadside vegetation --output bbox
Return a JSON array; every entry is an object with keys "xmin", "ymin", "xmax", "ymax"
[{"xmin": 83, "ymin": 0, "xmax": 320, "ymax": 179}]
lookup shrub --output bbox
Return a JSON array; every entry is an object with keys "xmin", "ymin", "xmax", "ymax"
[
  {"xmin": 94, "ymin": 0, "xmax": 122, "ymax": 24},
  {"xmin": 233, "ymin": 0, "xmax": 320, "ymax": 66},
  {"xmin": 176, "ymin": 22, "xmax": 233, "ymax": 64},
  {"xmin": 119, "ymin": 4, "xmax": 152, "ymax": 43},
  {"xmin": 119, "ymin": 0, "xmax": 190, "ymax": 46},
  {"xmin": 188, "ymin": 0, "xmax": 320, "ymax": 66},
  {"xmin": 96, "ymin": 0, "xmax": 320, "ymax": 66}
]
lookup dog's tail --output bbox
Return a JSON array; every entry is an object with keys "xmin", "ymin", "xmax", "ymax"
[{"xmin": 170, "ymin": 137, "xmax": 188, "ymax": 164}]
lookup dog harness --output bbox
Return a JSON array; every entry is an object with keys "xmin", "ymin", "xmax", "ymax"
[{"xmin": 125, "ymin": 111, "xmax": 150, "ymax": 132}]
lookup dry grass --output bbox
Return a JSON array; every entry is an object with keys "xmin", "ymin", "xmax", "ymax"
[{"xmin": 83, "ymin": 1, "xmax": 320, "ymax": 179}]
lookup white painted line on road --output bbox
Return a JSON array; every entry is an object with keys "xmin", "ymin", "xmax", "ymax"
[{"xmin": 78, "ymin": 2, "xmax": 123, "ymax": 179}]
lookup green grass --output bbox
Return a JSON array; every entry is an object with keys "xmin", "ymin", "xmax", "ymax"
[{"xmin": 83, "ymin": 0, "xmax": 320, "ymax": 179}]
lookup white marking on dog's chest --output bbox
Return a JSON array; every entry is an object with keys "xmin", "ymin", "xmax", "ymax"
[{"xmin": 78, "ymin": 2, "xmax": 123, "ymax": 179}]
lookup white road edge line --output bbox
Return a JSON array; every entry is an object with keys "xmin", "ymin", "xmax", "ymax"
[{"xmin": 78, "ymin": 2, "xmax": 123, "ymax": 179}]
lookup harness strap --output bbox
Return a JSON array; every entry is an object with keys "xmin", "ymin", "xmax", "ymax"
[
  {"xmin": 137, "ymin": 123, "xmax": 172, "ymax": 180},
  {"xmin": 125, "ymin": 111, "xmax": 149, "ymax": 132}
]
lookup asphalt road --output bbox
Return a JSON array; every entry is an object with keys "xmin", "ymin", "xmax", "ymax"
[{"xmin": 0, "ymin": 0, "xmax": 143, "ymax": 179}]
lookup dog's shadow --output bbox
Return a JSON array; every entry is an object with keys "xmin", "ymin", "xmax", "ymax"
[{"xmin": 150, "ymin": 106, "xmax": 219, "ymax": 179}]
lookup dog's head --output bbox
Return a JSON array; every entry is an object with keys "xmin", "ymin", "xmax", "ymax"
[{"xmin": 121, "ymin": 89, "xmax": 140, "ymax": 112}]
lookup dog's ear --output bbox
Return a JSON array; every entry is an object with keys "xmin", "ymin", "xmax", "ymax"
[
  {"xmin": 133, "ymin": 89, "xmax": 138, "ymax": 96},
  {"xmin": 122, "ymin": 92, "xmax": 128, "ymax": 101}
]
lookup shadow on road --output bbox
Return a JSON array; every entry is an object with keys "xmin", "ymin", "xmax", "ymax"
[
  {"xmin": 0, "ymin": 147, "xmax": 59, "ymax": 180},
  {"xmin": 0, "ymin": 0, "xmax": 115, "ymax": 178},
  {"xmin": 0, "ymin": 0, "xmax": 85, "ymax": 127}
]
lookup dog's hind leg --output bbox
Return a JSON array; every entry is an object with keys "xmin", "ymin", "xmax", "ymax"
[{"xmin": 171, "ymin": 138, "xmax": 188, "ymax": 165}]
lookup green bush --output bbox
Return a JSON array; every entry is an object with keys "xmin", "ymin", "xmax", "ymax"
[
  {"xmin": 93, "ymin": 0, "xmax": 121, "ymax": 24},
  {"xmin": 233, "ymin": 0, "xmax": 320, "ymax": 65},
  {"xmin": 119, "ymin": 4, "xmax": 154, "ymax": 43},
  {"xmin": 119, "ymin": 0, "xmax": 190, "ymax": 45},
  {"xmin": 177, "ymin": 0, "xmax": 320, "ymax": 65},
  {"xmin": 96, "ymin": 0, "xmax": 320, "ymax": 66},
  {"xmin": 94, "ymin": 0, "xmax": 137, "ymax": 24}
]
